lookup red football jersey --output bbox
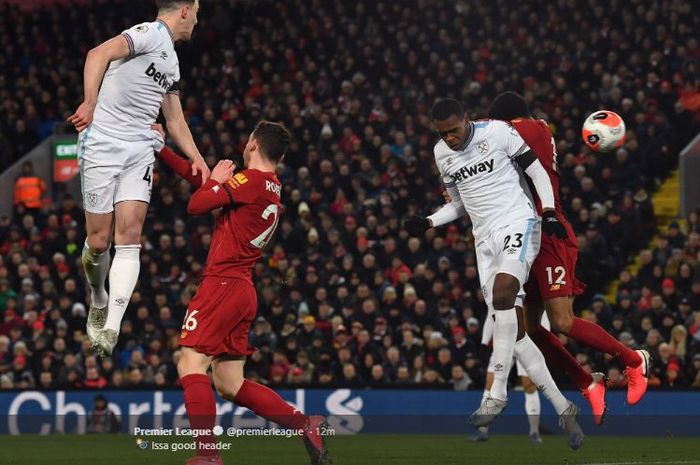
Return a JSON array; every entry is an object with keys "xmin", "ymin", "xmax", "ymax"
[
  {"xmin": 203, "ymin": 169, "xmax": 282, "ymax": 281},
  {"xmin": 510, "ymin": 118, "xmax": 562, "ymax": 216}
]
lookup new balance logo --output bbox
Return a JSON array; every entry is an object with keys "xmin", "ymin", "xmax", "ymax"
[
  {"xmin": 450, "ymin": 159, "xmax": 494, "ymax": 183},
  {"xmin": 145, "ymin": 62, "xmax": 173, "ymax": 91}
]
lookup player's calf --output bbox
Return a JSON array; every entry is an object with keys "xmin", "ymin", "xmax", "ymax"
[
  {"xmin": 211, "ymin": 356, "xmax": 332, "ymax": 464},
  {"xmin": 489, "ymin": 273, "xmax": 521, "ymax": 401},
  {"xmin": 179, "ymin": 349, "xmax": 218, "ymax": 463},
  {"xmin": 82, "ymin": 240, "xmax": 110, "ymax": 345}
]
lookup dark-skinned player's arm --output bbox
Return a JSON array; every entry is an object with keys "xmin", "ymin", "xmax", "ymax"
[
  {"xmin": 404, "ymin": 180, "xmax": 466, "ymax": 237},
  {"xmin": 403, "ymin": 145, "xmax": 467, "ymax": 237},
  {"xmin": 514, "ymin": 150, "xmax": 567, "ymax": 239}
]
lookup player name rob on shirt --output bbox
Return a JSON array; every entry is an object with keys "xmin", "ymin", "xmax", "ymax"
[{"xmin": 450, "ymin": 158, "xmax": 494, "ymax": 183}]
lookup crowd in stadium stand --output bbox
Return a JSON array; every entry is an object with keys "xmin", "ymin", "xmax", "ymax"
[{"xmin": 1, "ymin": 0, "xmax": 700, "ymax": 391}]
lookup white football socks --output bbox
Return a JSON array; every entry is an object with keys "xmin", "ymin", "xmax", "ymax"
[
  {"xmin": 104, "ymin": 244, "xmax": 141, "ymax": 333},
  {"xmin": 515, "ymin": 334, "xmax": 569, "ymax": 415},
  {"xmin": 82, "ymin": 240, "xmax": 110, "ymax": 308},
  {"xmin": 524, "ymin": 390, "xmax": 541, "ymax": 435},
  {"xmin": 490, "ymin": 308, "xmax": 518, "ymax": 401}
]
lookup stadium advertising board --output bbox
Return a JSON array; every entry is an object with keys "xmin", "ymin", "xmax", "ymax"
[
  {"xmin": 1, "ymin": 389, "xmax": 697, "ymax": 437},
  {"xmin": 52, "ymin": 138, "xmax": 79, "ymax": 182}
]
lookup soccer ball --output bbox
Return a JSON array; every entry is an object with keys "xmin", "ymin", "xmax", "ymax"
[{"xmin": 582, "ymin": 110, "xmax": 626, "ymax": 152}]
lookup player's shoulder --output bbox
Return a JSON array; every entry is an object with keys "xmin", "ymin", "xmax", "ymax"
[
  {"xmin": 511, "ymin": 118, "xmax": 551, "ymax": 135},
  {"xmin": 473, "ymin": 119, "xmax": 512, "ymax": 139},
  {"xmin": 123, "ymin": 20, "xmax": 165, "ymax": 46},
  {"xmin": 480, "ymin": 118, "xmax": 510, "ymax": 132},
  {"xmin": 125, "ymin": 21, "xmax": 159, "ymax": 35},
  {"xmin": 433, "ymin": 139, "xmax": 453, "ymax": 158},
  {"xmin": 229, "ymin": 169, "xmax": 281, "ymax": 197}
]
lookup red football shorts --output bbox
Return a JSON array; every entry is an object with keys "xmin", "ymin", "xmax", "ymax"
[
  {"xmin": 524, "ymin": 234, "xmax": 586, "ymax": 304},
  {"xmin": 178, "ymin": 276, "xmax": 258, "ymax": 357}
]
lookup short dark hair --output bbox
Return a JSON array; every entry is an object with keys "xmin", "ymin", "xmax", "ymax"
[
  {"xmin": 488, "ymin": 91, "xmax": 531, "ymax": 120},
  {"xmin": 156, "ymin": 0, "xmax": 195, "ymax": 11},
  {"xmin": 253, "ymin": 121, "xmax": 291, "ymax": 163},
  {"xmin": 431, "ymin": 98, "xmax": 464, "ymax": 121}
]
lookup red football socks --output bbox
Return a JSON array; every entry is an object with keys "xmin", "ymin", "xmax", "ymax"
[
  {"xmin": 181, "ymin": 373, "xmax": 218, "ymax": 456},
  {"xmin": 569, "ymin": 318, "xmax": 641, "ymax": 367},
  {"xmin": 234, "ymin": 380, "xmax": 307, "ymax": 430},
  {"xmin": 531, "ymin": 325, "xmax": 593, "ymax": 390}
]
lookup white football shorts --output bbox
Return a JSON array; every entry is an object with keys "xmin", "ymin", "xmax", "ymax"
[
  {"xmin": 77, "ymin": 125, "xmax": 163, "ymax": 214},
  {"xmin": 477, "ymin": 217, "xmax": 541, "ymax": 310}
]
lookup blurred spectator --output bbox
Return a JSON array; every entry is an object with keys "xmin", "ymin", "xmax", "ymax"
[
  {"xmin": 86, "ymin": 394, "xmax": 120, "ymax": 433},
  {"xmin": 13, "ymin": 162, "xmax": 47, "ymax": 210},
  {"xmin": 450, "ymin": 365, "xmax": 472, "ymax": 391}
]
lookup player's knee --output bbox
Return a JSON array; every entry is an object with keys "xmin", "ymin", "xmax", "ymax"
[
  {"xmin": 87, "ymin": 234, "xmax": 110, "ymax": 253},
  {"xmin": 492, "ymin": 277, "xmax": 519, "ymax": 309},
  {"xmin": 214, "ymin": 384, "xmax": 235, "ymax": 401},
  {"xmin": 214, "ymin": 377, "xmax": 244, "ymax": 401},
  {"xmin": 176, "ymin": 351, "xmax": 206, "ymax": 379},
  {"xmin": 115, "ymin": 226, "xmax": 142, "ymax": 245},
  {"xmin": 551, "ymin": 310, "xmax": 574, "ymax": 333},
  {"xmin": 492, "ymin": 292, "xmax": 516, "ymax": 309}
]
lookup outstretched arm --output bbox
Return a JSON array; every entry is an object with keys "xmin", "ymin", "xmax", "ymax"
[
  {"xmin": 159, "ymin": 146, "xmax": 203, "ymax": 187},
  {"xmin": 404, "ymin": 183, "xmax": 466, "ymax": 237},
  {"xmin": 162, "ymin": 94, "xmax": 211, "ymax": 184},
  {"xmin": 427, "ymin": 183, "xmax": 467, "ymax": 227}
]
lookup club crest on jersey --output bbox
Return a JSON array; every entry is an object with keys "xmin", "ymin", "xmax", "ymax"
[
  {"xmin": 135, "ymin": 24, "xmax": 149, "ymax": 33},
  {"xmin": 477, "ymin": 141, "xmax": 489, "ymax": 154},
  {"xmin": 160, "ymin": 50, "xmax": 168, "ymax": 60},
  {"xmin": 449, "ymin": 159, "xmax": 494, "ymax": 183}
]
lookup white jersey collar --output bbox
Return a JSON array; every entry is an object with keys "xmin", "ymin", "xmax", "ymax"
[
  {"xmin": 458, "ymin": 122, "xmax": 476, "ymax": 151},
  {"xmin": 156, "ymin": 19, "xmax": 175, "ymax": 44}
]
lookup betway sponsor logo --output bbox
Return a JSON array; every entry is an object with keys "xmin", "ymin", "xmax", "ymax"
[
  {"xmin": 145, "ymin": 62, "xmax": 173, "ymax": 91},
  {"xmin": 449, "ymin": 159, "xmax": 494, "ymax": 183}
]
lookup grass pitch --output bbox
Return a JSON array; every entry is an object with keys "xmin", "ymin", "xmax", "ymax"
[{"xmin": 3, "ymin": 434, "xmax": 699, "ymax": 465}]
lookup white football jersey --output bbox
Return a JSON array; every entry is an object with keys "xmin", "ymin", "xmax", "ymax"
[
  {"xmin": 434, "ymin": 120, "xmax": 537, "ymax": 241},
  {"xmin": 92, "ymin": 20, "xmax": 180, "ymax": 142}
]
